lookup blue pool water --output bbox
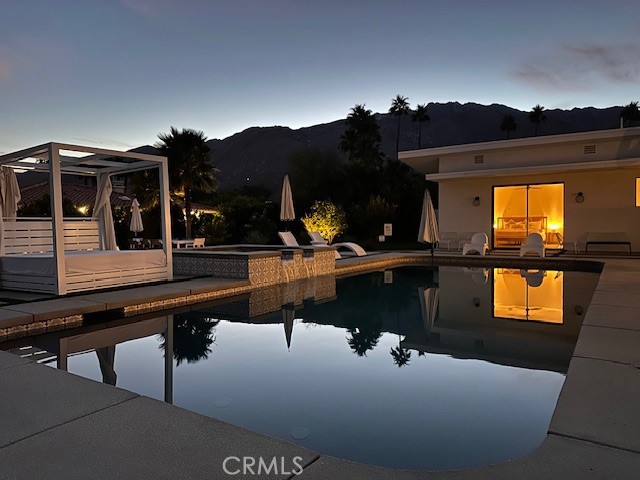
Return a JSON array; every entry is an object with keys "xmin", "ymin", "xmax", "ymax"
[{"xmin": 5, "ymin": 266, "xmax": 599, "ymax": 470}]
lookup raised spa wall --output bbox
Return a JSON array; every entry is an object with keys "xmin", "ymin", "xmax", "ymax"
[{"xmin": 172, "ymin": 246, "xmax": 336, "ymax": 287}]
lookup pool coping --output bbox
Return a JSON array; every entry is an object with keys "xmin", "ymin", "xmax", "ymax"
[{"xmin": 1, "ymin": 255, "xmax": 640, "ymax": 478}]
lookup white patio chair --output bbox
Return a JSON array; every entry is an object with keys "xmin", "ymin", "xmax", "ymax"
[
  {"xmin": 278, "ymin": 231, "xmax": 300, "ymax": 247},
  {"xmin": 520, "ymin": 269, "xmax": 545, "ymax": 287},
  {"xmin": 193, "ymin": 237, "xmax": 205, "ymax": 248},
  {"xmin": 307, "ymin": 231, "xmax": 367, "ymax": 259},
  {"xmin": 462, "ymin": 233, "xmax": 489, "ymax": 256},
  {"xmin": 438, "ymin": 232, "xmax": 457, "ymax": 251},
  {"xmin": 519, "ymin": 233, "xmax": 545, "ymax": 257}
]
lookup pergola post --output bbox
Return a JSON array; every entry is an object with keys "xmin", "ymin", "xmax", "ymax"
[
  {"xmin": 158, "ymin": 157, "xmax": 173, "ymax": 280},
  {"xmin": 49, "ymin": 143, "xmax": 67, "ymax": 295}
]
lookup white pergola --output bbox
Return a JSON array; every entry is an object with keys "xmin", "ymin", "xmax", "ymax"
[{"xmin": 0, "ymin": 142, "xmax": 173, "ymax": 295}]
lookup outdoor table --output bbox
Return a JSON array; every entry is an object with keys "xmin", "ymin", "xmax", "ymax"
[{"xmin": 172, "ymin": 239, "xmax": 195, "ymax": 249}]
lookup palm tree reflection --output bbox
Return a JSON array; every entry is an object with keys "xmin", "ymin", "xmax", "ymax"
[
  {"xmin": 390, "ymin": 346, "xmax": 412, "ymax": 367},
  {"xmin": 346, "ymin": 324, "xmax": 382, "ymax": 357},
  {"xmin": 160, "ymin": 313, "xmax": 220, "ymax": 366}
]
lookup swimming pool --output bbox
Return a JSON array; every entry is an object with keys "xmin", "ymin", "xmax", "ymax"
[{"xmin": 3, "ymin": 265, "xmax": 599, "ymax": 470}]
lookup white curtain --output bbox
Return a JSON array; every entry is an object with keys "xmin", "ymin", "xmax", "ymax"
[
  {"xmin": 93, "ymin": 174, "xmax": 118, "ymax": 250},
  {"xmin": 0, "ymin": 166, "xmax": 21, "ymax": 255}
]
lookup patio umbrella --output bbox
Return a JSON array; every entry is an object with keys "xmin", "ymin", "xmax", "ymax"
[
  {"xmin": 418, "ymin": 286, "xmax": 440, "ymax": 338},
  {"xmin": 282, "ymin": 305, "xmax": 295, "ymax": 350},
  {"xmin": 93, "ymin": 173, "xmax": 118, "ymax": 250},
  {"xmin": 129, "ymin": 198, "xmax": 144, "ymax": 236},
  {"xmin": 280, "ymin": 174, "xmax": 295, "ymax": 228},
  {"xmin": 418, "ymin": 189, "xmax": 440, "ymax": 255}
]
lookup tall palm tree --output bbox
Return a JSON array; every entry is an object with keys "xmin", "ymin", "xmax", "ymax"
[
  {"xmin": 389, "ymin": 94, "xmax": 410, "ymax": 156},
  {"xmin": 155, "ymin": 127, "xmax": 217, "ymax": 238},
  {"xmin": 339, "ymin": 104, "xmax": 384, "ymax": 169},
  {"xmin": 411, "ymin": 104, "xmax": 431, "ymax": 149},
  {"xmin": 620, "ymin": 101, "xmax": 640, "ymax": 128},
  {"xmin": 528, "ymin": 104, "xmax": 547, "ymax": 136},
  {"xmin": 500, "ymin": 115, "xmax": 517, "ymax": 139}
]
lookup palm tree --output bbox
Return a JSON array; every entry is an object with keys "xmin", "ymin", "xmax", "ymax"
[
  {"xmin": 346, "ymin": 325, "xmax": 382, "ymax": 357},
  {"xmin": 155, "ymin": 127, "xmax": 217, "ymax": 238},
  {"xmin": 500, "ymin": 115, "xmax": 517, "ymax": 139},
  {"xmin": 411, "ymin": 104, "xmax": 431, "ymax": 149},
  {"xmin": 528, "ymin": 104, "xmax": 547, "ymax": 136},
  {"xmin": 389, "ymin": 94, "xmax": 410, "ymax": 155},
  {"xmin": 620, "ymin": 101, "xmax": 640, "ymax": 128},
  {"xmin": 339, "ymin": 104, "xmax": 384, "ymax": 169},
  {"xmin": 159, "ymin": 313, "xmax": 220, "ymax": 366},
  {"xmin": 390, "ymin": 345, "xmax": 412, "ymax": 367}
]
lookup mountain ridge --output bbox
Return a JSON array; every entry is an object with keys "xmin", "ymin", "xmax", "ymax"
[{"xmin": 138, "ymin": 102, "xmax": 627, "ymax": 193}]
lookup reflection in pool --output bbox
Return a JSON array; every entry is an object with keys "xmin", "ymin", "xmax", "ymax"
[{"xmin": 2, "ymin": 266, "xmax": 599, "ymax": 470}]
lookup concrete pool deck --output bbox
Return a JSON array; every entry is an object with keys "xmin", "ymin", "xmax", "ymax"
[{"xmin": 1, "ymin": 255, "xmax": 640, "ymax": 478}]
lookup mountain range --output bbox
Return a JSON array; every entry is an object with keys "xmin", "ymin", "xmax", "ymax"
[{"xmin": 135, "ymin": 102, "xmax": 624, "ymax": 194}]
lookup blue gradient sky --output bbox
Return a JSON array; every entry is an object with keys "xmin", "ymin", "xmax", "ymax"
[{"xmin": 1, "ymin": 0, "xmax": 639, "ymax": 153}]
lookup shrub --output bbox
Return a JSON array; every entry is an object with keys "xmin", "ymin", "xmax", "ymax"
[{"xmin": 300, "ymin": 200, "xmax": 347, "ymax": 244}]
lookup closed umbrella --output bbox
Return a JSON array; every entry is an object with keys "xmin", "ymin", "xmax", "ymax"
[
  {"xmin": 280, "ymin": 174, "xmax": 295, "ymax": 228},
  {"xmin": 418, "ymin": 286, "xmax": 439, "ymax": 338},
  {"xmin": 129, "ymin": 198, "xmax": 144, "ymax": 235},
  {"xmin": 93, "ymin": 173, "xmax": 117, "ymax": 250},
  {"xmin": 418, "ymin": 189, "xmax": 440, "ymax": 255},
  {"xmin": 282, "ymin": 305, "xmax": 295, "ymax": 351}
]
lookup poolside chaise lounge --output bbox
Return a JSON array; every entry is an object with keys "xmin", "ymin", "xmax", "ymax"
[
  {"xmin": 277, "ymin": 231, "xmax": 366, "ymax": 259},
  {"xmin": 462, "ymin": 233, "xmax": 489, "ymax": 256},
  {"xmin": 519, "ymin": 233, "xmax": 545, "ymax": 258},
  {"xmin": 307, "ymin": 231, "xmax": 367, "ymax": 259}
]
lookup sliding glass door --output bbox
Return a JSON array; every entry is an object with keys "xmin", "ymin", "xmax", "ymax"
[{"xmin": 492, "ymin": 183, "xmax": 564, "ymax": 249}]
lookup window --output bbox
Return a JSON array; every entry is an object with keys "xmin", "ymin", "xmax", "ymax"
[
  {"xmin": 636, "ymin": 178, "xmax": 640, "ymax": 206},
  {"xmin": 493, "ymin": 183, "xmax": 564, "ymax": 249}
]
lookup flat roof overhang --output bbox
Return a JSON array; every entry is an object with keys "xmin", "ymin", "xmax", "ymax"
[
  {"xmin": 425, "ymin": 156, "xmax": 640, "ymax": 181},
  {"xmin": 398, "ymin": 126, "xmax": 640, "ymax": 175}
]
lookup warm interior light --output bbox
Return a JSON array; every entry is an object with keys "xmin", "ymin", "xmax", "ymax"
[
  {"xmin": 493, "ymin": 268, "xmax": 563, "ymax": 323},
  {"xmin": 548, "ymin": 222, "xmax": 559, "ymax": 231}
]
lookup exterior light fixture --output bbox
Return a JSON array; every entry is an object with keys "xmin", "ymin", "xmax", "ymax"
[
  {"xmin": 574, "ymin": 305, "xmax": 584, "ymax": 315},
  {"xmin": 472, "ymin": 297, "xmax": 481, "ymax": 307},
  {"xmin": 575, "ymin": 192, "xmax": 585, "ymax": 203},
  {"xmin": 472, "ymin": 196, "xmax": 480, "ymax": 206}
]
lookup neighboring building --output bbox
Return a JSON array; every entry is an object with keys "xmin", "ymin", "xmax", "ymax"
[{"xmin": 399, "ymin": 126, "xmax": 640, "ymax": 251}]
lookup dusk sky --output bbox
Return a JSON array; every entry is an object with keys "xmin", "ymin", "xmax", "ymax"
[{"xmin": 1, "ymin": 0, "xmax": 639, "ymax": 153}]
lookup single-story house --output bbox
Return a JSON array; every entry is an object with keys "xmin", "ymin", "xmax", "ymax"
[{"xmin": 399, "ymin": 126, "xmax": 640, "ymax": 252}]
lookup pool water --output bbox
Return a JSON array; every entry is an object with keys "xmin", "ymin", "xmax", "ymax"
[{"xmin": 4, "ymin": 266, "xmax": 599, "ymax": 470}]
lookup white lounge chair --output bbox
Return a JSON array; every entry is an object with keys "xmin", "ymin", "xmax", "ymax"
[
  {"xmin": 520, "ymin": 233, "xmax": 545, "ymax": 257},
  {"xmin": 278, "ymin": 231, "xmax": 300, "ymax": 247},
  {"xmin": 463, "ymin": 267, "xmax": 489, "ymax": 284},
  {"xmin": 462, "ymin": 233, "xmax": 489, "ymax": 256},
  {"xmin": 307, "ymin": 231, "xmax": 367, "ymax": 259},
  {"xmin": 520, "ymin": 269, "xmax": 545, "ymax": 287}
]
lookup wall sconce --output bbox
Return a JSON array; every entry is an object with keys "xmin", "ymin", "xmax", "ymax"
[
  {"xmin": 575, "ymin": 192, "xmax": 585, "ymax": 204},
  {"xmin": 472, "ymin": 297, "xmax": 481, "ymax": 307},
  {"xmin": 574, "ymin": 305, "xmax": 584, "ymax": 315},
  {"xmin": 472, "ymin": 196, "xmax": 480, "ymax": 207}
]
